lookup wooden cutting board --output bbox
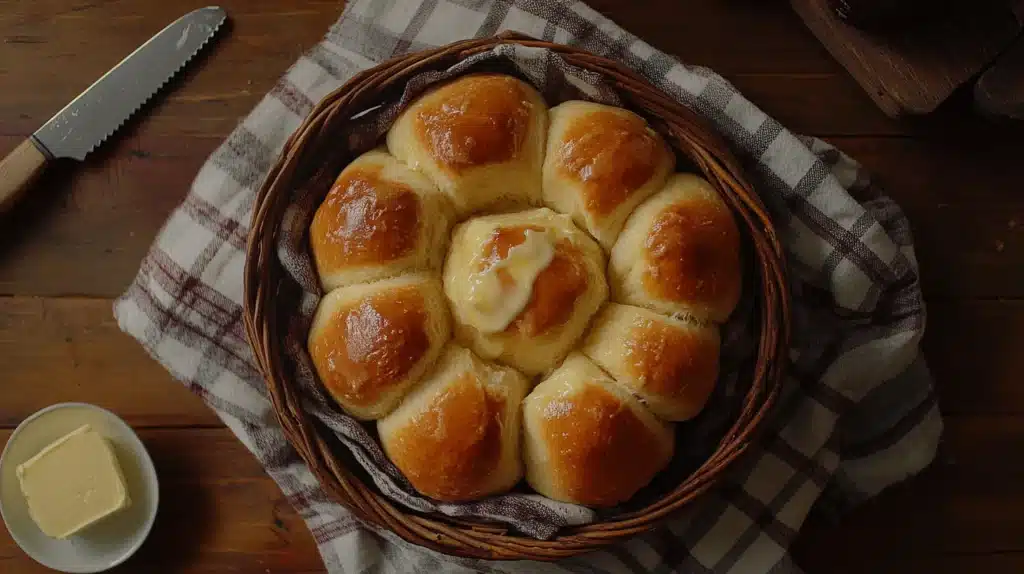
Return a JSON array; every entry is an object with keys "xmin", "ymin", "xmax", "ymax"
[{"xmin": 791, "ymin": 0, "xmax": 1023, "ymax": 117}]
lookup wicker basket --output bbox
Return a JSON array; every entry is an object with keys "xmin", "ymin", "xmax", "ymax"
[{"xmin": 243, "ymin": 32, "xmax": 790, "ymax": 561}]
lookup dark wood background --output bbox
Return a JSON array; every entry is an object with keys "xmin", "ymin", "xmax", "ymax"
[{"xmin": 1, "ymin": 1, "xmax": 1022, "ymax": 572}]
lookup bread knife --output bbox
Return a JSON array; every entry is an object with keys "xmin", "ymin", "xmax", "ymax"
[{"xmin": 0, "ymin": 6, "xmax": 227, "ymax": 212}]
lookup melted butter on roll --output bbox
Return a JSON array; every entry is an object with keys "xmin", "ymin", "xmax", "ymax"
[
  {"xmin": 443, "ymin": 208, "xmax": 608, "ymax": 376},
  {"xmin": 465, "ymin": 228, "xmax": 556, "ymax": 333}
]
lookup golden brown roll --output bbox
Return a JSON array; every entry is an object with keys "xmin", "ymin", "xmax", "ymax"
[
  {"xmin": 442, "ymin": 208, "xmax": 608, "ymax": 376},
  {"xmin": 377, "ymin": 345, "xmax": 529, "ymax": 502},
  {"xmin": 542, "ymin": 101, "xmax": 673, "ymax": 250},
  {"xmin": 581, "ymin": 303, "xmax": 720, "ymax": 421},
  {"xmin": 309, "ymin": 149, "xmax": 455, "ymax": 291},
  {"xmin": 522, "ymin": 353, "xmax": 674, "ymax": 507},
  {"xmin": 307, "ymin": 274, "xmax": 450, "ymax": 420},
  {"xmin": 609, "ymin": 173, "xmax": 741, "ymax": 323},
  {"xmin": 386, "ymin": 74, "xmax": 548, "ymax": 216}
]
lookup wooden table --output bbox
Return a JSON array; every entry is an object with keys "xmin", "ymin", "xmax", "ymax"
[{"xmin": 1, "ymin": 1, "xmax": 1021, "ymax": 572}]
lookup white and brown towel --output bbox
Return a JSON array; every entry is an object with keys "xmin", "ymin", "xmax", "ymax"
[{"xmin": 114, "ymin": 1, "xmax": 942, "ymax": 572}]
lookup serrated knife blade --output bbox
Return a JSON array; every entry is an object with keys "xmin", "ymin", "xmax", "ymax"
[{"xmin": 0, "ymin": 6, "xmax": 227, "ymax": 212}]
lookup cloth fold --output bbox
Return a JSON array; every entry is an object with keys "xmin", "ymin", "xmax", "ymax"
[{"xmin": 114, "ymin": 1, "xmax": 942, "ymax": 572}]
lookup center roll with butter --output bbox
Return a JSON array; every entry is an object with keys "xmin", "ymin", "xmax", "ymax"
[
  {"xmin": 304, "ymin": 73, "xmax": 742, "ymax": 507},
  {"xmin": 443, "ymin": 207, "xmax": 608, "ymax": 376}
]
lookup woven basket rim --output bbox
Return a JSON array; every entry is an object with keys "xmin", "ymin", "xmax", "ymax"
[{"xmin": 243, "ymin": 31, "xmax": 790, "ymax": 561}]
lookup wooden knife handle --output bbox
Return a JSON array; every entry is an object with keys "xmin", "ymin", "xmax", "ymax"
[{"xmin": 0, "ymin": 138, "xmax": 48, "ymax": 213}]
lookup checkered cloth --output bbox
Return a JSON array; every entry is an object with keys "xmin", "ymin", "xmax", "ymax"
[{"xmin": 114, "ymin": 1, "xmax": 943, "ymax": 572}]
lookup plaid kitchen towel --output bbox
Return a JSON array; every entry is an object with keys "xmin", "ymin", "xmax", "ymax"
[{"xmin": 113, "ymin": 1, "xmax": 942, "ymax": 572}]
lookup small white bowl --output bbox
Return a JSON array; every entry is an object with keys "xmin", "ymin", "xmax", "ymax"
[{"xmin": 0, "ymin": 403, "xmax": 159, "ymax": 573}]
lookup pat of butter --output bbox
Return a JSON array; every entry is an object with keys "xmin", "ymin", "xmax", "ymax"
[
  {"xmin": 466, "ymin": 229, "xmax": 555, "ymax": 333},
  {"xmin": 16, "ymin": 424, "xmax": 131, "ymax": 539}
]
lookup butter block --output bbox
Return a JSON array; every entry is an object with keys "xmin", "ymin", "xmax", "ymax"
[{"xmin": 16, "ymin": 424, "xmax": 131, "ymax": 539}]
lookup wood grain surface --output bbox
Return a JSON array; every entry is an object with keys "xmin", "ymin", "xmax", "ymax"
[
  {"xmin": 791, "ymin": 0, "xmax": 1021, "ymax": 117},
  {"xmin": 1, "ymin": 0, "xmax": 1022, "ymax": 572},
  {"xmin": 0, "ymin": 138, "xmax": 48, "ymax": 213}
]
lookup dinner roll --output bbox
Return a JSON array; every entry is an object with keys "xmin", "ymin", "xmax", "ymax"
[
  {"xmin": 581, "ymin": 303, "xmax": 720, "ymax": 421},
  {"xmin": 542, "ymin": 101, "xmax": 673, "ymax": 250},
  {"xmin": 609, "ymin": 173, "xmax": 741, "ymax": 323},
  {"xmin": 386, "ymin": 74, "xmax": 548, "ymax": 216},
  {"xmin": 307, "ymin": 274, "xmax": 450, "ymax": 420},
  {"xmin": 443, "ymin": 208, "xmax": 608, "ymax": 376},
  {"xmin": 309, "ymin": 149, "xmax": 455, "ymax": 291},
  {"xmin": 378, "ymin": 345, "xmax": 529, "ymax": 502},
  {"xmin": 522, "ymin": 353, "xmax": 674, "ymax": 507}
]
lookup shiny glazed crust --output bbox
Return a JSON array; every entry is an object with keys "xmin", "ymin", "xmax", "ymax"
[
  {"xmin": 307, "ymin": 274, "xmax": 450, "ymax": 420},
  {"xmin": 307, "ymin": 75, "xmax": 742, "ymax": 505},
  {"xmin": 543, "ymin": 101, "xmax": 674, "ymax": 249},
  {"xmin": 610, "ymin": 173, "xmax": 742, "ymax": 323},
  {"xmin": 521, "ymin": 353, "xmax": 675, "ymax": 507},
  {"xmin": 378, "ymin": 345, "xmax": 529, "ymax": 501},
  {"xmin": 309, "ymin": 150, "xmax": 455, "ymax": 291},
  {"xmin": 387, "ymin": 74, "xmax": 548, "ymax": 216},
  {"xmin": 581, "ymin": 303, "xmax": 720, "ymax": 421}
]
